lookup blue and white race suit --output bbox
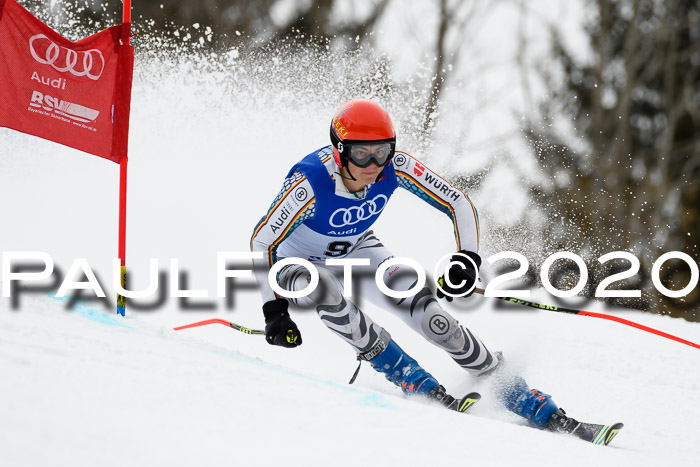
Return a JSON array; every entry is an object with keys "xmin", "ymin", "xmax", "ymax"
[{"xmin": 251, "ymin": 146, "xmax": 497, "ymax": 374}]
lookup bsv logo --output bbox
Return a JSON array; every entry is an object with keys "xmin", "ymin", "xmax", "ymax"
[
  {"xmin": 29, "ymin": 90, "xmax": 100, "ymax": 123},
  {"xmin": 29, "ymin": 34, "xmax": 105, "ymax": 80},
  {"xmin": 329, "ymin": 194, "xmax": 388, "ymax": 228}
]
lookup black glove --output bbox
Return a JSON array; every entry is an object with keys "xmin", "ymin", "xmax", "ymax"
[
  {"xmin": 436, "ymin": 250, "xmax": 482, "ymax": 301},
  {"xmin": 262, "ymin": 299, "xmax": 302, "ymax": 348}
]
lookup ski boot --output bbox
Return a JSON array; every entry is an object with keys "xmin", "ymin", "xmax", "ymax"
[
  {"xmin": 478, "ymin": 353, "xmax": 558, "ymax": 425},
  {"xmin": 360, "ymin": 338, "xmax": 479, "ymax": 412},
  {"xmin": 511, "ymin": 388, "xmax": 559, "ymax": 425},
  {"xmin": 366, "ymin": 338, "xmax": 441, "ymax": 396},
  {"xmin": 479, "ymin": 353, "xmax": 623, "ymax": 444}
]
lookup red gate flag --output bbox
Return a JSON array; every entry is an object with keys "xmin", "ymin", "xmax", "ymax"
[{"xmin": 0, "ymin": 0, "xmax": 134, "ymax": 163}]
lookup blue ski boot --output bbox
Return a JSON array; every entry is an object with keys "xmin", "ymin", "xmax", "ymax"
[
  {"xmin": 510, "ymin": 388, "xmax": 559, "ymax": 426},
  {"xmin": 367, "ymin": 339, "xmax": 440, "ymax": 396},
  {"xmin": 497, "ymin": 375, "xmax": 559, "ymax": 425},
  {"xmin": 350, "ymin": 338, "xmax": 479, "ymax": 412},
  {"xmin": 481, "ymin": 353, "xmax": 559, "ymax": 426}
]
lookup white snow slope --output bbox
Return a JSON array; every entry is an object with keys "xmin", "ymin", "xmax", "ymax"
[
  {"xmin": 2, "ymin": 8, "xmax": 700, "ymax": 465},
  {"xmin": 1, "ymin": 288, "xmax": 699, "ymax": 467}
]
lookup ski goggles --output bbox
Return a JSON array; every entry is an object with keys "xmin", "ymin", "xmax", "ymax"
[{"xmin": 340, "ymin": 140, "xmax": 396, "ymax": 168}]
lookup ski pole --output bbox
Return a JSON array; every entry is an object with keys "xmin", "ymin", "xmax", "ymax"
[
  {"xmin": 174, "ymin": 318, "xmax": 265, "ymax": 335},
  {"xmin": 474, "ymin": 288, "xmax": 700, "ymax": 351}
]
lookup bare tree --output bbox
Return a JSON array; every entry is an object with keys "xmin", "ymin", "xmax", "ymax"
[
  {"xmin": 421, "ymin": 0, "xmax": 495, "ymax": 138},
  {"xmin": 525, "ymin": 0, "xmax": 700, "ymax": 319}
]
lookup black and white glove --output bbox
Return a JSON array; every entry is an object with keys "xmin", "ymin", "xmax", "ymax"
[
  {"xmin": 436, "ymin": 250, "xmax": 482, "ymax": 301},
  {"xmin": 262, "ymin": 299, "xmax": 302, "ymax": 348}
]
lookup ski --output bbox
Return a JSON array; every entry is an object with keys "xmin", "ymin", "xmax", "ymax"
[
  {"xmin": 424, "ymin": 384, "xmax": 481, "ymax": 413},
  {"xmin": 547, "ymin": 409, "xmax": 623, "ymax": 446},
  {"xmin": 566, "ymin": 421, "xmax": 624, "ymax": 446},
  {"xmin": 588, "ymin": 422, "xmax": 624, "ymax": 445},
  {"xmin": 454, "ymin": 392, "xmax": 481, "ymax": 413},
  {"xmin": 436, "ymin": 390, "xmax": 481, "ymax": 413}
]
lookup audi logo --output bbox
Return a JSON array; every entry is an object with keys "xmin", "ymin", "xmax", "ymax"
[
  {"xmin": 329, "ymin": 194, "xmax": 388, "ymax": 227},
  {"xmin": 29, "ymin": 34, "xmax": 105, "ymax": 80}
]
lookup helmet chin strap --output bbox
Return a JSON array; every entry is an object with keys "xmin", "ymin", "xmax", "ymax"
[{"xmin": 336, "ymin": 163, "xmax": 357, "ymax": 182}]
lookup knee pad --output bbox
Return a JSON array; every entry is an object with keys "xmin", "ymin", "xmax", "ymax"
[
  {"xmin": 312, "ymin": 267, "xmax": 344, "ymax": 305},
  {"xmin": 419, "ymin": 308, "xmax": 465, "ymax": 352},
  {"xmin": 278, "ymin": 264, "xmax": 342, "ymax": 307}
]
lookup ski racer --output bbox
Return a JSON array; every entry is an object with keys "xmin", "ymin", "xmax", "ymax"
[{"xmin": 251, "ymin": 99, "xmax": 572, "ymax": 429}]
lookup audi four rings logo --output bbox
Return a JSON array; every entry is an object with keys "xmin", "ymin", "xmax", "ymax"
[
  {"xmin": 329, "ymin": 194, "xmax": 388, "ymax": 227},
  {"xmin": 29, "ymin": 35, "xmax": 105, "ymax": 80}
]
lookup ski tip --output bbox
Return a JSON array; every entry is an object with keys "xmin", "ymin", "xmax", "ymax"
[
  {"xmin": 595, "ymin": 422, "xmax": 624, "ymax": 446},
  {"xmin": 457, "ymin": 392, "xmax": 481, "ymax": 413}
]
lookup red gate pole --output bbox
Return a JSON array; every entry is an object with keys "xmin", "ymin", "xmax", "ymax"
[{"xmin": 116, "ymin": 0, "xmax": 132, "ymax": 316}]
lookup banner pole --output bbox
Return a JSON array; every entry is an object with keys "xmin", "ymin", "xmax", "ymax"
[
  {"xmin": 117, "ymin": 158, "xmax": 127, "ymax": 315},
  {"xmin": 116, "ymin": 0, "xmax": 132, "ymax": 316},
  {"xmin": 123, "ymin": 0, "xmax": 131, "ymax": 31}
]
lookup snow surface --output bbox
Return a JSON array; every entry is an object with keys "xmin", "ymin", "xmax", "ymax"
[
  {"xmin": 2, "ymin": 3, "xmax": 700, "ymax": 465},
  {"xmin": 1, "ymin": 286, "xmax": 699, "ymax": 467}
]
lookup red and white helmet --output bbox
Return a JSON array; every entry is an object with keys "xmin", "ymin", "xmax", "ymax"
[{"xmin": 329, "ymin": 99, "xmax": 396, "ymax": 168}]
